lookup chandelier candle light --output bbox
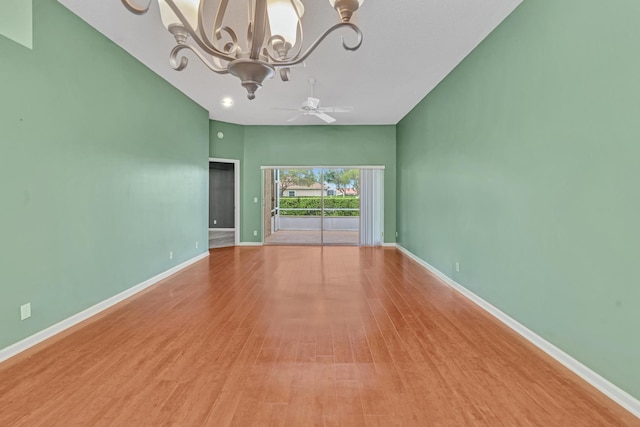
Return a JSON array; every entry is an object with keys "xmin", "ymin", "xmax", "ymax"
[{"xmin": 121, "ymin": 0, "xmax": 364, "ymax": 100}]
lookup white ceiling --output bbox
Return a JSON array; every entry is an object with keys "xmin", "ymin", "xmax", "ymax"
[{"xmin": 57, "ymin": 0, "xmax": 521, "ymax": 126}]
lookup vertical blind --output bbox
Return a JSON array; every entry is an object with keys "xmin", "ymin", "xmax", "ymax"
[{"xmin": 360, "ymin": 168, "xmax": 384, "ymax": 246}]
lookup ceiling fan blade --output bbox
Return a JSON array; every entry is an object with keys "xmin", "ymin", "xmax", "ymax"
[
  {"xmin": 307, "ymin": 97, "xmax": 320, "ymax": 109},
  {"xmin": 320, "ymin": 106, "xmax": 354, "ymax": 113},
  {"xmin": 314, "ymin": 112, "xmax": 336, "ymax": 123},
  {"xmin": 287, "ymin": 113, "xmax": 303, "ymax": 122}
]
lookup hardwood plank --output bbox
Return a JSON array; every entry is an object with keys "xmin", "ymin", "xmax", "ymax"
[
  {"xmin": 336, "ymin": 380, "xmax": 366, "ymax": 426},
  {"xmin": 0, "ymin": 246, "xmax": 637, "ymax": 426}
]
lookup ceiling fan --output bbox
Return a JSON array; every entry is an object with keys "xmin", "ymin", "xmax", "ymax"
[{"xmin": 275, "ymin": 78, "xmax": 353, "ymax": 123}]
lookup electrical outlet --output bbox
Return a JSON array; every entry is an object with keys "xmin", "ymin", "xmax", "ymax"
[
  {"xmin": 195, "ymin": 241, "xmax": 199, "ymax": 249},
  {"xmin": 213, "ymin": 219, "xmax": 217, "ymax": 225},
  {"xmin": 169, "ymin": 251, "xmax": 173, "ymax": 260},
  {"xmin": 253, "ymin": 197, "xmax": 258, "ymax": 203},
  {"xmin": 396, "ymin": 231, "xmax": 398, "ymax": 237},
  {"xmin": 455, "ymin": 262, "xmax": 460, "ymax": 273},
  {"xmin": 20, "ymin": 303, "xmax": 31, "ymax": 320},
  {"xmin": 253, "ymin": 230, "xmax": 258, "ymax": 236}
]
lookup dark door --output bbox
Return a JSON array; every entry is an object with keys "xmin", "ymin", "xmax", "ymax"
[{"xmin": 209, "ymin": 162, "xmax": 235, "ymax": 247}]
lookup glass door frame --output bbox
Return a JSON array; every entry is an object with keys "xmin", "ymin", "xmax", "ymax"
[{"xmin": 261, "ymin": 165, "xmax": 370, "ymax": 246}]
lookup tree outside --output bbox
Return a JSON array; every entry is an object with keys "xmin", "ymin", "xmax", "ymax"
[
  {"xmin": 278, "ymin": 169, "xmax": 318, "ymax": 196},
  {"xmin": 324, "ymin": 168, "xmax": 359, "ymax": 196},
  {"xmin": 276, "ymin": 168, "xmax": 360, "ymax": 219}
]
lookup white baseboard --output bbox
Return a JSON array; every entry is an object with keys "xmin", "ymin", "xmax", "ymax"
[
  {"xmin": 0, "ymin": 251, "xmax": 210, "ymax": 365},
  {"xmin": 237, "ymin": 242, "xmax": 263, "ymax": 246},
  {"xmin": 395, "ymin": 244, "xmax": 640, "ymax": 419},
  {"xmin": 381, "ymin": 242, "xmax": 397, "ymax": 247}
]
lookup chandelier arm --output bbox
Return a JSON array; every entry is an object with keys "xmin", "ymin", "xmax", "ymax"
[
  {"xmin": 200, "ymin": 0, "xmax": 238, "ymax": 55},
  {"xmin": 264, "ymin": 35, "xmax": 286, "ymax": 62},
  {"xmin": 195, "ymin": 0, "xmax": 220, "ymax": 51},
  {"xmin": 265, "ymin": 0, "xmax": 303, "ymax": 62},
  {"xmin": 194, "ymin": 2, "xmax": 239, "ymax": 55},
  {"xmin": 246, "ymin": 1, "xmax": 254, "ymax": 49},
  {"xmin": 188, "ymin": 34, "xmax": 235, "ymax": 62},
  {"xmin": 211, "ymin": 0, "xmax": 228, "ymax": 41},
  {"xmin": 211, "ymin": 55, "xmax": 227, "ymax": 70},
  {"xmin": 290, "ymin": 0, "xmax": 304, "ymax": 59},
  {"xmin": 192, "ymin": 0, "xmax": 239, "ymax": 55},
  {"xmin": 218, "ymin": 27, "xmax": 240, "ymax": 54},
  {"xmin": 263, "ymin": 0, "xmax": 303, "ymax": 63},
  {"xmin": 121, "ymin": 0, "xmax": 151, "ymax": 15},
  {"xmin": 164, "ymin": 0, "xmax": 235, "ymax": 62},
  {"xmin": 249, "ymin": 0, "xmax": 268, "ymax": 60},
  {"xmin": 170, "ymin": 44, "xmax": 230, "ymax": 74},
  {"xmin": 272, "ymin": 22, "xmax": 363, "ymax": 67}
]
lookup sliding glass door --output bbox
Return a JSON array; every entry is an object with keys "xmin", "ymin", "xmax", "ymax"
[
  {"xmin": 264, "ymin": 168, "xmax": 322, "ymax": 244},
  {"xmin": 321, "ymin": 168, "xmax": 360, "ymax": 245},
  {"xmin": 263, "ymin": 168, "xmax": 361, "ymax": 245}
]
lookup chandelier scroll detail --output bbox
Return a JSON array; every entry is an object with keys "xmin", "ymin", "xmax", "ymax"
[{"xmin": 121, "ymin": 0, "xmax": 364, "ymax": 100}]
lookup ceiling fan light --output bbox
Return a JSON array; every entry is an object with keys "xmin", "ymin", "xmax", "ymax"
[
  {"xmin": 267, "ymin": 0, "xmax": 304, "ymax": 47},
  {"xmin": 158, "ymin": 0, "xmax": 199, "ymax": 31}
]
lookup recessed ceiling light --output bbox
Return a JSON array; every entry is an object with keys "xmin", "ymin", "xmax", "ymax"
[{"xmin": 221, "ymin": 97, "xmax": 233, "ymax": 108}]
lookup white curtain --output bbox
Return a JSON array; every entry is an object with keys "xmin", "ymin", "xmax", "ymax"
[{"xmin": 360, "ymin": 168, "xmax": 384, "ymax": 246}]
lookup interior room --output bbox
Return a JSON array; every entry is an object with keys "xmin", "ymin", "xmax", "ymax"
[{"xmin": 1, "ymin": 0, "xmax": 639, "ymax": 424}]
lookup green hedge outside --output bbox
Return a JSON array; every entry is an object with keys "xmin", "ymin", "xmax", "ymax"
[{"xmin": 279, "ymin": 196, "xmax": 359, "ymax": 216}]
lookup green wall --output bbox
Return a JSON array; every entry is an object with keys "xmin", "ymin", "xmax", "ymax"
[
  {"xmin": 0, "ymin": 0, "xmax": 32, "ymax": 49},
  {"xmin": 210, "ymin": 123, "xmax": 396, "ymax": 243},
  {"xmin": 397, "ymin": 0, "xmax": 640, "ymax": 399},
  {"xmin": 0, "ymin": 0, "xmax": 209, "ymax": 350},
  {"xmin": 210, "ymin": 121, "xmax": 245, "ymax": 161}
]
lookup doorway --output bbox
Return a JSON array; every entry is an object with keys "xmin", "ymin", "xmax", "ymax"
[
  {"xmin": 262, "ymin": 167, "xmax": 383, "ymax": 246},
  {"xmin": 209, "ymin": 158, "xmax": 240, "ymax": 248}
]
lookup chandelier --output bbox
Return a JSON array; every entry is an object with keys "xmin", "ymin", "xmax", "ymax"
[{"xmin": 121, "ymin": 0, "xmax": 364, "ymax": 100}]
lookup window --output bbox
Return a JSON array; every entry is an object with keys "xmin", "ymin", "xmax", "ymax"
[
  {"xmin": 288, "ymin": 190, "xmax": 295, "ymax": 197},
  {"xmin": 327, "ymin": 189, "xmax": 336, "ymax": 196}
]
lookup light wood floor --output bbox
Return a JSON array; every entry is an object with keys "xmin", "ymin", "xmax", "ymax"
[{"xmin": 0, "ymin": 247, "xmax": 638, "ymax": 426}]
